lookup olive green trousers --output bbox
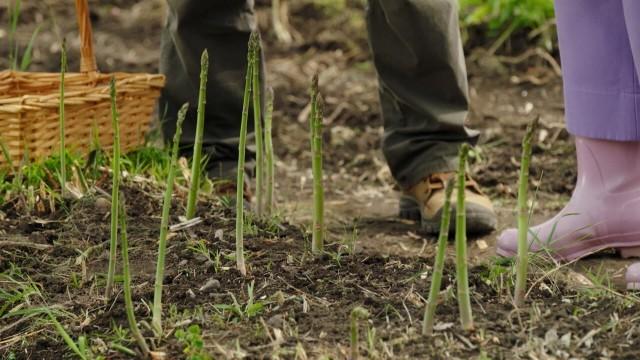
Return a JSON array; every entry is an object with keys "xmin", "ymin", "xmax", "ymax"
[{"xmin": 160, "ymin": 0, "xmax": 478, "ymax": 188}]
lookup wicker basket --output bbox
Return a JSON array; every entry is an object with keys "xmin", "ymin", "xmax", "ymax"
[{"xmin": 0, "ymin": 0, "xmax": 165, "ymax": 168}]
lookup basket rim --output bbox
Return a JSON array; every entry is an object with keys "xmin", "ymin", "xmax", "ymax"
[{"xmin": 0, "ymin": 70, "xmax": 165, "ymax": 111}]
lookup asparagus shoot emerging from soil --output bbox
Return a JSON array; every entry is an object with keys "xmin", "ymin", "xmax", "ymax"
[
  {"xmin": 186, "ymin": 49, "xmax": 209, "ymax": 219},
  {"xmin": 105, "ymin": 78, "xmax": 121, "ymax": 300},
  {"xmin": 350, "ymin": 306, "xmax": 369, "ymax": 360},
  {"xmin": 59, "ymin": 39, "xmax": 66, "ymax": 197},
  {"xmin": 265, "ymin": 87, "xmax": 275, "ymax": 215},
  {"xmin": 252, "ymin": 36, "xmax": 265, "ymax": 217},
  {"xmin": 455, "ymin": 144, "xmax": 474, "ymax": 331},
  {"xmin": 118, "ymin": 193, "xmax": 150, "ymax": 356},
  {"xmin": 152, "ymin": 103, "xmax": 189, "ymax": 335},
  {"xmin": 310, "ymin": 75, "xmax": 325, "ymax": 254},
  {"xmin": 236, "ymin": 33, "xmax": 258, "ymax": 276},
  {"xmin": 423, "ymin": 179, "xmax": 454, "ymax": 336},
  {"xmin": 514, "ymin": 117, "xmax": 538, "ymax": 307}
]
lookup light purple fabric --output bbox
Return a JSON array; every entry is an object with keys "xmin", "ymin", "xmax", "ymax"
[{"xmin": 555, "ymin": 0, "xmax": 640, "ymax": 141}]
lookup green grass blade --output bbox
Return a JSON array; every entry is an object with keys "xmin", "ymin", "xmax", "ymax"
[
  {"xmin": 8, "ymin": 0, "xmax": 21, "ymax": 70},
  {"xmin": 19, "ymin": 24, "xmax": 41, "ymax": 71},
  {"xmin": 47, "ymin": 312, "xmax": 88, "ymax": 360}
]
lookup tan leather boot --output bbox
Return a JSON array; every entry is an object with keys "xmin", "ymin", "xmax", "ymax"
[{"xmin": 399, "ymin": 172, "xmax": 496, "ymax": 235}]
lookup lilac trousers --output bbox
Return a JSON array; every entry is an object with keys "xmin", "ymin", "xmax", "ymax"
[{"xmin": 556, "ymin": 1, "xmax": 640, "ymax": 141}]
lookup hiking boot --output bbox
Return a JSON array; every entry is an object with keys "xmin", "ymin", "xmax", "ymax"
[
  {"xmin": 627, "ymin": 263, "xmax": 640, "ymax": 290},
  {"xmin": 399, "ymin": 172, "xmax": 497, "ymax": 235},
  {"xmin": 497, "ymin": 138, "xmax": 640, "ymax": 261}
]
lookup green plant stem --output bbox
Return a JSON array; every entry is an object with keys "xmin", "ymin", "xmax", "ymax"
[
  {"xmin": 350, "ymin": 307, "xmax": 369, "ymax": 360},
  {"xmin": 265, "ymin": 87, "xmax": 275, "ymax": 215},
  {"xmin": 152, "ymin": 103, "xmax": 189, "ymax": 335},
  {"xmin": 514, "ymin": 117, "xmax": 538, "ymax": 307},
  {"xmin": 252, "ymin": 38, "xmax": 265, "ymax": 217},
  {"xmin": 455, "ymin": 144, "xmax": 473, "ymax": 331},
  {"xmin": 59, "ymin": 39, "xmax": 66, "ymax": 198},
  {"xmin": 310, "ymin": 75, "xmax": 324, "ymax": 254},
  {"xmin": 186, "ymin": 50, "xmax": 209, "ymax": 219},
  {"xmin": 105, "ymin": 78, "xmax": 121, "ymax": 300},
  {"xmin": 118, "ymin": 194, "xmax": 150, "ymax": 356},
  {"xmin": 423, "ymin": 179, "xmax": 454, "ymax": 336},
  {"xmin": 236, "ymin": 34, "xmax": 258, "ymax": 276}
]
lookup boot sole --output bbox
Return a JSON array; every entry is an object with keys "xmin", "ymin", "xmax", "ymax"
[{"xmin": 399, "ymin": 196, "xmax": 497, "ymax": 235}]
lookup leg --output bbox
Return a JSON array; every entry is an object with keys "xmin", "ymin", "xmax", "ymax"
[
  {"xmin": 366, "ymin": 0, "xmax": 478, "ymax": 189},
  {"xmin": 498, "ymin": 1, "xmax": 640, "ymax": 260},
  {"xmin": 623, "ymin": 0, "xmax": 640, "ymax": 98},
  {"xmin": 160, "ymin": 0, "xmax": 259, "ymax": 180},
  {"xmin": 618, "ymin": 4, "xmax": 640, "ymax": 278},
  {"xmin": 558, "ymin": 0, "xmax": 639, "ymax": 140}
]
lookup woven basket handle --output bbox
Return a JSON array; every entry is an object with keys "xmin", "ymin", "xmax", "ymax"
[{"xmin": 75, "ymin": 0, "xmax": 97, "ymax": 73}]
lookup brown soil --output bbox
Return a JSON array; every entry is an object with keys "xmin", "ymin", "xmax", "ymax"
[{"xmin": 1, "ymin": 1, "xmax": 639, "ymax": 359}]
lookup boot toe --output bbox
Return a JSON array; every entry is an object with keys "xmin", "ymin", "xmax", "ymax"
[
  {"xmin": 496, "ymin": 228, "xmax": 518, "ymax": 257},
  {"xmin": 627, "ymin": 263, "xmax": 640, "ymax": 290},
  {"xmin": 463, "ymin": 202, "xmax": 498, "ymax": 235}
]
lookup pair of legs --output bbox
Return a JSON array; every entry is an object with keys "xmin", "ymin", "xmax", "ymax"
[
  {"xmin": 159, "ymin": 0, "xmax": 496, "ymax": 232},
  {"xmin": 498, "ymin": 0, "xmax": 640, "ymax": 289}
]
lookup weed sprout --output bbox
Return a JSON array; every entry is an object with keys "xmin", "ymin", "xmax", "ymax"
[
  {"xmin": 455, "ymin": 144, "xmax": 473, "ymax": 331},
  {"xmin": 514, "ymin": 118, "xmax": 538, "ymax": 307},
  {"xmin": 105, "ymin": 78, "xmax": 121, "ymax": 299},
  {"xmin": 423, "ymin": 179, "xmax": 454, "ymax": 335},
  {"xmin": 152, "ymin": 103, "xmax": 189, "ymax": 335},
  {"xmin": 186, "ymin": 50, "xmax": 209, "ymax": 219}
]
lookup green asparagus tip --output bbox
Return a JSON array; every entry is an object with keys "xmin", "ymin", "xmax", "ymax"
[
  {"xmin": 459, "ymin": 143, "xmax": 469, "ymax": 161},
  {"xmin": 109, "ymin": 77, "xmax": 116, "ymax": 98},
  {"xmin": 200, "ymin": 49, "xmax": 209, "ymax": 70},
  {"xmin": 177, "ymin": 103, "xmax": 189, "ymax": 126},
  {"xmin": 351, "ymin": 307, "xmax": 369, "ymax": 320},
  {"xmin": 311, "ymin": 73, "xmax": 319, "ymax": 94}
]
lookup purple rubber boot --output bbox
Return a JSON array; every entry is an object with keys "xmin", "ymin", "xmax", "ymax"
[
  {"xmin": 628, "ymin": 263, "xmax": 640, "ymax": 290},
  {"xmin": 497, "ymin": 137, "xmax": 640, "ymax": 261}
]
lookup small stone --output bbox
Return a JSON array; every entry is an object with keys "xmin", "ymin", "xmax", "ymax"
[
  {"xmin": 199, "ymin": 278, "xmax": 220, "ymax": 292},
  {"xmin": 195, "ymin": 254, "xmax": 209, "ymax": 264},
  {"xmin": 179, "ymin": 259, "xmax": 188, "ymax": 267},
  {"xmin": 95, "ymin": 197, "xmax": 111, "ymax": 213},
  {"xmin": 186, "ymin": 289, "xmax": 196, "ymax": 299},
  {"xmin": 267, "ymin": 314, "xmax": 285, "ymax": 328}
]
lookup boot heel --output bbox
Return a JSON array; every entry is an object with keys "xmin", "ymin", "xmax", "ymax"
[{"xmin": 618, "ymin": 246, "xmax": 640, "ymax": 259}]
